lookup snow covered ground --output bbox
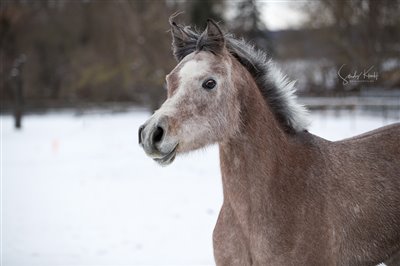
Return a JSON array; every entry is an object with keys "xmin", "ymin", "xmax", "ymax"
[{"xmin": 1, "ymin": 109, "xmax": 399, "ymax": 266}]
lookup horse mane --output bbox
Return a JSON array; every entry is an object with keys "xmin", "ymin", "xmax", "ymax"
[{"xmin": 170, "ymin": 20, "xmax": 309, "ymax": 133}]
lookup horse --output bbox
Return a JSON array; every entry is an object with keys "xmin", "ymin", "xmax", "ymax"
[{"xmin": 138, "ymin": 18, "xmax": 400, "ymax": 266}]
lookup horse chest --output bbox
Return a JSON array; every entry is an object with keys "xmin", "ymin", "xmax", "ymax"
[
  {"xmin": 213, "ymin": 202, "xmax": 304, "ymax": 266},
  {"xmin": 213, "ymin": 184, "xmax": 336, "ymax": 265}
]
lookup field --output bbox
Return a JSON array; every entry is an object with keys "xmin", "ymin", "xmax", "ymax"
[{"xmin": 2, "ymin": 109, "xmax": 398, "ymax": 265}]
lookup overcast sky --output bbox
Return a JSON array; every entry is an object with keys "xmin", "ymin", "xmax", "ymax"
[{"xmin": 259, "ymin": 1, "xmax": 307, "ymax": 30}]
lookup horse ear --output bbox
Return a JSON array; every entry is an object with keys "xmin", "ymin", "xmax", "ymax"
[
  {"xmin": 169, "ymin": 17, "xmax": 197, "ymax": 61},
  {"xmin": 197, "ymin": 19, "xmax": 225, "ymax": 54},
  {"xmin": 205, "ymin": 19, "xmax": 224, "ymax": 42}
]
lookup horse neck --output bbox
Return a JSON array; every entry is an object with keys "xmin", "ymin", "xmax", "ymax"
[{"xmin": 218, "ymin": 65, "xmax": 293, "ymax": 217}]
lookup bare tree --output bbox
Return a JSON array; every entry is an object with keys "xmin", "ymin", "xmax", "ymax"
[{"xmin": 299, "ymin": 0, "xmax": 400, "ymax": 92}]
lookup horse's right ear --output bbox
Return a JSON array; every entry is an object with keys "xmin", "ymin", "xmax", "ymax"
[
  {"xmin": 196, "ymin": 19, "xmax": 225, "ymax": 54},
  {"xmin": 169, "ymin": 17, "xmax": 197, "ymax": 61}
]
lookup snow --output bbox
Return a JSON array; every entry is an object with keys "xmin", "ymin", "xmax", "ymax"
[{"xmin": 1, "ymin": 109, "xmax": 398, "ymax": 266}]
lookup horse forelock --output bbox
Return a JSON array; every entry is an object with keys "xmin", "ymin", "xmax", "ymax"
[{"xmin": 170, "ymin": 21, "xmax": 309, "ymax": 132}]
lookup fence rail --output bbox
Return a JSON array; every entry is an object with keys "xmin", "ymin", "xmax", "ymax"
[{"xmin": 300, "ymin": 97, "xmax": 400, "ymax": 109}]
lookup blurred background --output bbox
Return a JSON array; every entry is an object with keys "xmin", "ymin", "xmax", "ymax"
[{"xmin": 1, "ymin": 0, "xmax": 399, "ymax": 265}]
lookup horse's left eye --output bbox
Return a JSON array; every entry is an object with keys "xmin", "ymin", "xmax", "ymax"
[{"xmin": 202, "ymin": 79, "xmax": 216, "ymax": 90}]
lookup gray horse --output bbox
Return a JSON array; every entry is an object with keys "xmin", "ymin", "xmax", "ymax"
[{"xmin": 139, "ymin": 18, "xmax": 400, "ymax": 266}]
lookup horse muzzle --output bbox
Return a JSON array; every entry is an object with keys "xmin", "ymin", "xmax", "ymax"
[{"xmin": 138, "ymin": 117, "xmax": 177, "ymax": 166}]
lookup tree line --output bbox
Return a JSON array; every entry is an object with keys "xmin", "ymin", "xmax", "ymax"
[{"xmin": 1, "ymin": 0, "xmax": 399, "ymax": 112}]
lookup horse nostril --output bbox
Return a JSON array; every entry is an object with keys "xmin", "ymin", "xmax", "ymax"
[
  {"xmin": 152, "ymin": 126, "xmax": 164, "ymax": 144},
  {"xmin": 139, "ymin": 125, "xmax": 144, "ymax": 144}
]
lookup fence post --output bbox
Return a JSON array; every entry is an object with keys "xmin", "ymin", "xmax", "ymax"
[{"xmin": 11, "ymin": 54, "xmax": 26, "ymax": 129}]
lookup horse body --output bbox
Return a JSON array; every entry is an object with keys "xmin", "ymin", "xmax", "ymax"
[
  {"xmin": 215, "ymin": 85, "xmax": 400, "ymax": 265},
  {"xmin": 326, "ymin": 125, "xmax": 400, "ymax": 265},
  {"xmin": 213, "ymin": 63, "xmax": 400, "ymax": 264},
  {"xmin": 139, "ymin": 18, "xmax": 400, "ymax": 265}
]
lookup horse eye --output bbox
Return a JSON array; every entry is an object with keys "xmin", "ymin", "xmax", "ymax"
[{"xmin": 202, "ymin": 79, "xmax": 216, "ymax": 90}]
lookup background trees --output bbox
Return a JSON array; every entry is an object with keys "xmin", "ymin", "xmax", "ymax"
[
  {"xmin": 1, "ymin": 0, "xmax": 175, "ymax": 109},
  {"xmin": 1, "ymin": 0, "xmax": 399, "ymax": 111},
  {"xmin": 295, "ymin": 0, "xmax": 400, "ymax": 93}
]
